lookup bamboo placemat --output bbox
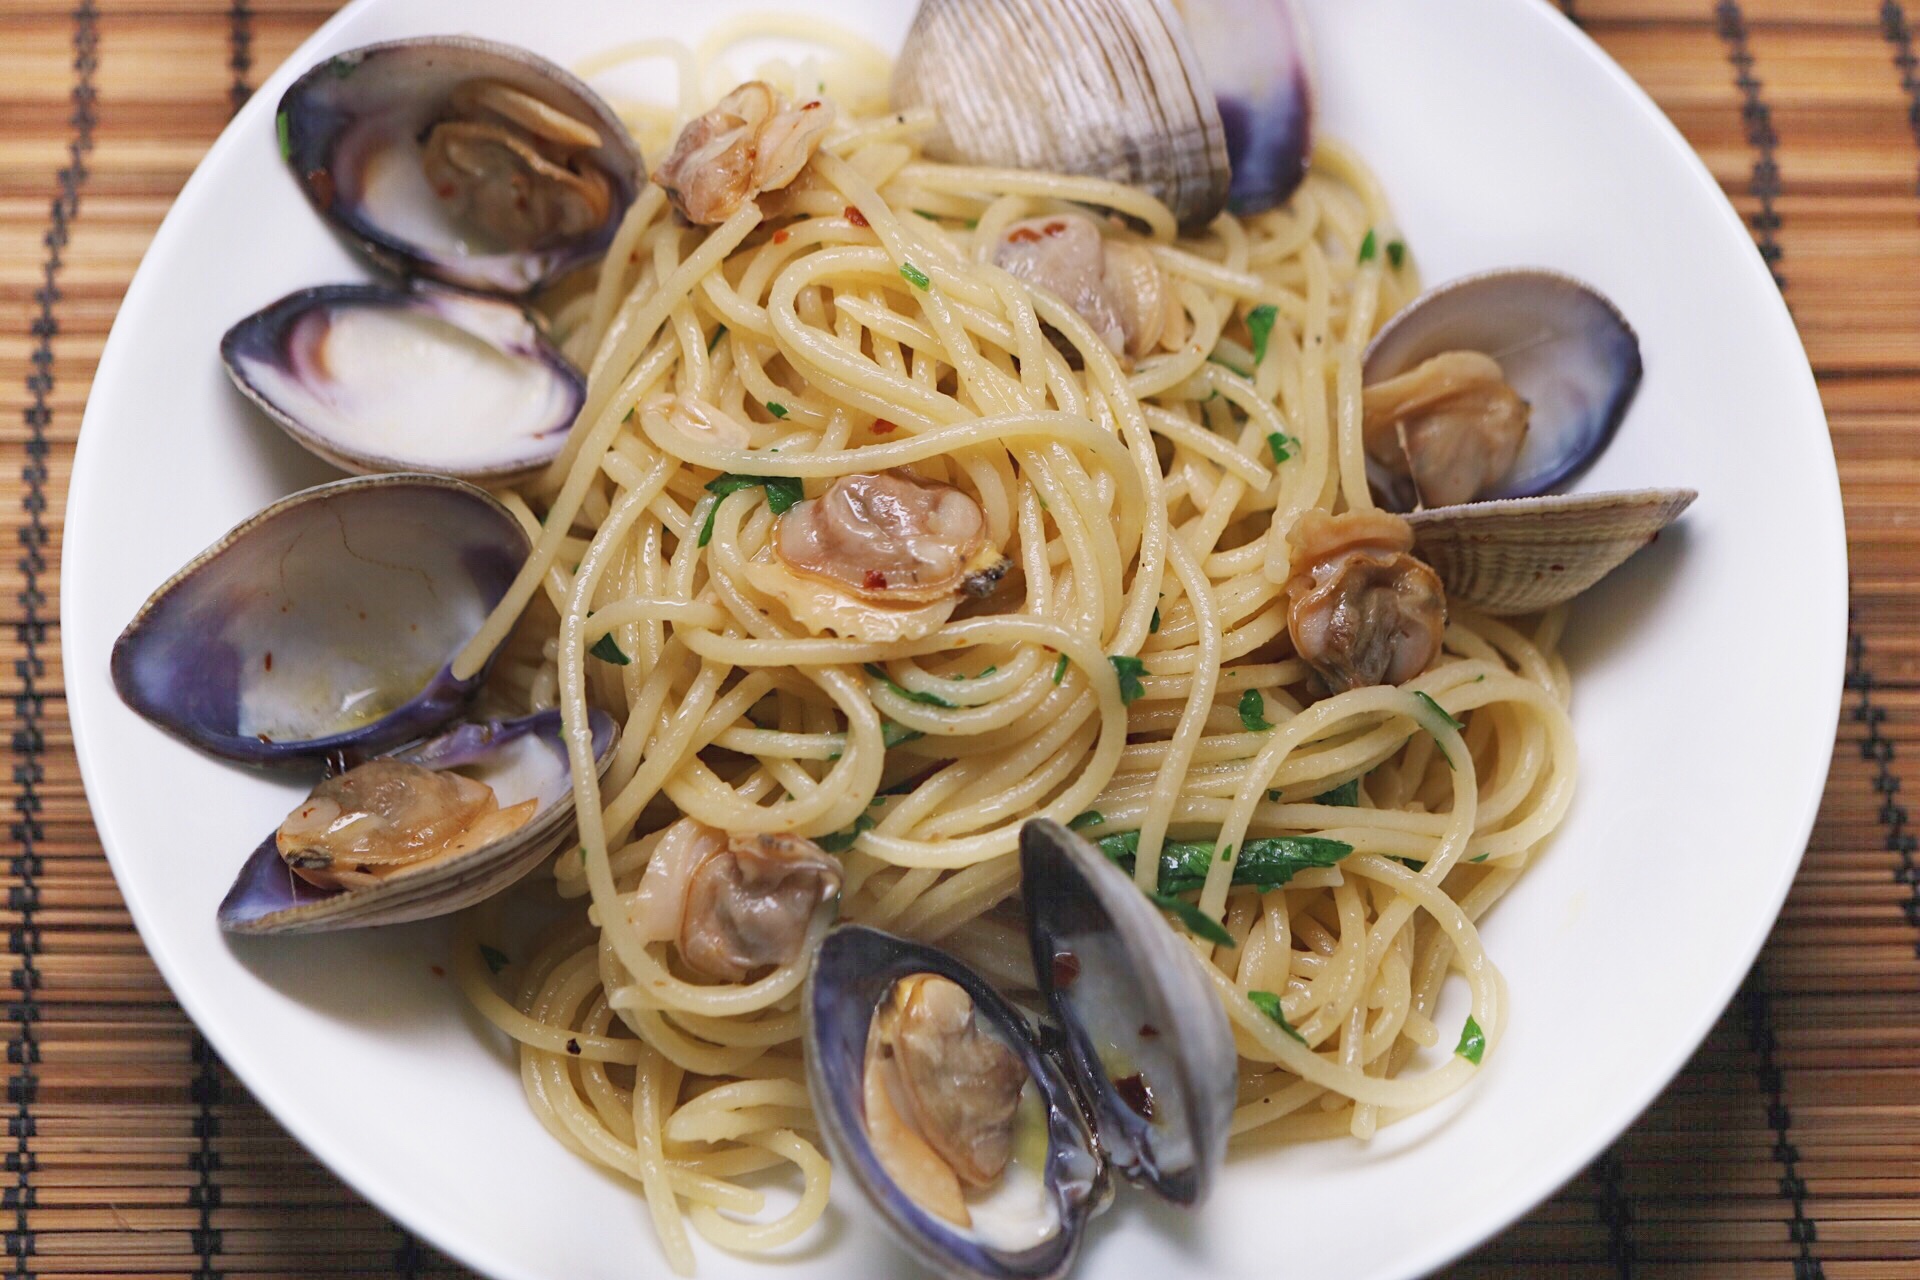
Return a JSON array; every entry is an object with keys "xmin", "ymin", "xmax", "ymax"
[{"xmin": 4, "ymin": 0, "xmax": 1914, "ymax": 1275}]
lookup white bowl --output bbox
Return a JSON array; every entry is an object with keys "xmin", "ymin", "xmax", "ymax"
[{"xmin": 61, "ymin": 1, "xmax": 1846, "ymax": 1278}]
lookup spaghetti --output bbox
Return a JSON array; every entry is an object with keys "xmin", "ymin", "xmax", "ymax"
[{"xmin": 453, "ymin": 24, "xmax": 1577, "ymax": 1273}]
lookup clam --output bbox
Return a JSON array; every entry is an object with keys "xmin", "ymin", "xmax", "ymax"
[
  {"xmin": 278, "ymin": 37, "xmax": 642, "ymax": 295},
  {"xmin": 219, "ymin": 708, "xmax": 618, "ymax": 934},
  {"xmin": 221, "ymin": 283, "xmax": 586, "ymax": 482},
  {"xmin": 892, "ymin": 0, "xmax": 1314, "ymax": 230},
  {"xmin": 805, "ymin": 819, "xmax": 1235, "ymax": 1280},
  {"xmin": 111, "ymin": 475, "xmax": 527, "ymax": 766},
  {"xmin": 1285, "ymin": 510, "xmax": 1448, "ymax": 694},
  {"xmin": 1359, "ymin": 269, "xmax": 1695, "ymax": 616},
  {"xmin": 744, "ymin": 472, "xmax": 1010, "ymax": 644}
]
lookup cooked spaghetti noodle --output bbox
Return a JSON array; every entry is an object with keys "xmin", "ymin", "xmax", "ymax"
[{"xmin": 453, "ymin": 23, "xmax": 1576, "ymax": 1273}]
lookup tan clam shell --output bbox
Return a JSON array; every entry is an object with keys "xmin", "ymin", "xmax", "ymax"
[
  {"xmin": 1408, "ymin": 488, "xmax": 1696, "ymax": 617},
  {"xmin": 891, "ymin": 0, "xmax": 1231, "ymax": 230}
]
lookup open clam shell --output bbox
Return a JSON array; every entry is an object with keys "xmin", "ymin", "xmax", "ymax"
[
  {"xmin": 1020, "ymin": 818, "xmax": 1236, "ymax": 1204},
  {"xmin": 1364, "ymin": 269, "xmax": 1644, "ymax": 507},
  {"xmin": 111, "ymin": 474, "xmax": 528, "ymax": 767},
  {"xmin": 278, "ymin": 36, "xmax": 642, "ymax": 296},
  {"xmin": 1409, "ymin": 487, "xmax": 1697, "ymax": 616},
  {"xmin": 892, "ymin": 0, "xmax": 1232, "ymax": 231},
  {"xmin": 218, "ymin": 709, "xmax": 617, "ymax": 934},
  {"xmin": 221, "ymin": 283, "xmax": 586, "ymax": 482},
  {"xmin": 1173, "ymin": 0, "xmax": 1316, "ymax": 213},
  {"xmin": 805, "ymin": 925, "xmax": 1108, "ymax": 1280}
]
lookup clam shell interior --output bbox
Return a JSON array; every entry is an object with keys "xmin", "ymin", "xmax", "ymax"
[
  {"xmin": 221, "ymin": 284, "xmax": 586, "ymax": 482},
  {"xmin": 218, "ymin": 708, "xmax": 617, "ymax": 934}
]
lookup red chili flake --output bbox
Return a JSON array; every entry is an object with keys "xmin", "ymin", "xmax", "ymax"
[
  {"xmin": 872, "ymin": 419, "xmax": 897, "ymax": 435},
  {"xmin": 566, "ymin": 1038, "xmax": 582, "ymax": 1056},
  {"xmin": 1549, "ymin": 564, "xmax": 1566, "ymax": 573},
  {"xmin": 1050, "ymin": 951, "xmax": 1081, "ymax": 989},
  {"xmin": 263, "ymin": 652, "xmax": 273, "ymax": 672},
  {"xmin": 430, "ymin": 965, "xmax": 446, "ymax": 979},
  {"xmin": 803, "ymin": 101, "xmax": 824, "ymax": 111},
  {"xmin": 1042, "ymin": 220, "xmax": 1068, "ymax": 236},
  {"xmin": 773, "ymin": 228, "xmax": 791, "ymax": 245},
  {"xmin": 863, "ymin": 569, "xmax": 889, "ymax": 591},
  {"xmin": 1115, "ymin": 1073, "xmax": 1155, "ymax": 1120},
  {"xmin": 844, "ymin": 205, "xmax": 870, "ymax": 228},
  {"xmin": 257, "ymin": 733, "xmax": 273, "ymax": 744},
  {"xmin": 1007, "ymin": 227, "xmax": 1043, "ymax": 244},
  {"xmin": 1138, "ymin": 1023, "xmax": 1160, "ymax": 1039}
]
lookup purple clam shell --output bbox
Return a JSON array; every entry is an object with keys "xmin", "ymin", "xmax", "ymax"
[
  {"xmin": 1179, "ymin": 0, "xmax": 1316, "ymax": 214},
  {"xmin": 111, "ymin": 474, "xmax": 528, "ymax": 768},
  {"xmin": 278, "ymin": 36, "xmax": 643, "ymax": 296},
  {"xmin": 1363, "ymin": 268, "xmax": 1644, "ymax": 506},
  {"xmin": 804, "ymin": 924, "xmax": 1107, "ymax": 1280},
  {"xmin": 220, "ymin": 282, "xmax": 587, "ymax": 482},
  {"xmin": 1020, "ymin": 818, "xmax": 1236, "ymax": 1207},
  {"xmin": 218, "ymin": 708, "xmax": 617, "ymax": 933}
]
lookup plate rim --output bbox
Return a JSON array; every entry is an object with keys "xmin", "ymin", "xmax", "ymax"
[{"xmin": 60, "ymin": 1, "xmax": 1850, "ymax": 1277}]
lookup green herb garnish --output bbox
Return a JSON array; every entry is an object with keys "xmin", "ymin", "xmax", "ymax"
[
  {"xmin": 1109, "ymin": 655, "xmax": 1148, "ymax": 705},
  {"xmin": 1456, "ymin": 1015, "xmax": 1486, "ymax": 1064},
  {"xmin": 1247, "ymin": 303, "xmax": 1278, "ymax": 367},
  {"xmin": 1239, "ymin": 689, "xmax": 1272, "ymax": 732},
  {"xmin": 1358, "ymin": 228, "xmax": 1379, "ymax": 263},
  {"xmin": 1052, "ymin": 653, "xmax": 1070, "ymax": 685},
  {"xmin": 707, "ymin": 325, "xmax": 727, "ymax": 353},
  {"xmin": 479, "ymin": 944, "xmax": 510, "ymax": 975},
  {"xmin": 276, "ymin": 111, "xmax": 292, "ymax": 161},
  {"xmin": 589, "ymin": 634, "xmax": 631, "ymax": 666},
  {"xmin": 882, "ymin": 721, "xmax": 923, "ymax": 750},
  {"xmin": 1267, "ymin": 432, "xmax": 1296, "ymax": 464},
  {"xmin": 1206, "ymin": 352, "xmax": 1253, "ymax": 379},
  {"xmin": 766, "ymin": 401, "xmax": 789, "ymax": 419},
  {"xmin": 1098, "ymin": 831, "xmax": 1351, "ymax": 894},
  {"xmin": 1315, "ymin": 779, "xmax": 1361, "ymax": 807},
  {"xmin": 1470, "ymin": 852, "xmax": 1490, "ymax": 864},
  {"xmin": 699, "ymin": 474, "xmax": 806, "ymax": 546},
  {"xmin": 817, "ymin": 813, "xmax": 875, "ymax": 854},
  {"xmin": 914, "ymin": 209, "xmax": 941, "ymax": 221},
  {"xmin": 1248, "ymin": 991, "xmax": 1307, "ymax": 1044},
  {"xmin": 1387, "ymin": 240, "xmax": 1407, "ymax": 269},
  {"xmin": 1148, "ymin": 891, "xmax": 1235, "ymax": 947},
  {"xmin": 1150, "ymin": 608, "xmax": 1162, "ymax": 634},
  {"xmin": 1068, "ymin": 811, "xmax": 1104, "ymax": 832},
  {"xmin": 1393, "ymin": 856, "xmax": 1427, "ymax": 872},
  {"xmin": 900, "ymin": 261, "xmax": 931, "ymax": 290},
  {"xmin": 1412, "ymin": 691, "xmax": 1465, "ymax": 768},
  {"xmin": 865, "ymin": 663, "xmax": 956, "ymax": 709}
]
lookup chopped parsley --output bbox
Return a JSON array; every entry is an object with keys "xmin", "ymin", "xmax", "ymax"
[
  {"xmin": 1109, "ymin": 655, "xmax": 1148, "ymax": 705},
  {"xmin": 1206, "ymin": 352, "xmax": 1253, "ymax": 379},
  {"xmin": 1148, "ymin": 891, "xmax": 1235, "ymax": 948},
  {"xmin": 1456, "ymin": 1015, "xmax": 1486, "ymax": 1065},
  {"xmin": 707, "ymin": 325, "xmax": 727, "ymax": 353},
  {"xmin": 899, "ymin": 261, "xmax": 931, "ymax": 290},
  {"xmin": 275, "ymin": 111, "xmax": 292, "ymax": 161},
  {"xmin": 589, "ymin": 633, "xmax": 631, "ymax": 666},
  {"xmin": 478, "ymin": 944, "xmax": 510, "ymax": 975},
  {"xmin": 1068, "ymin": 810, "xmax": 1104, "ymax": 831},
  {"xmin": 765, "ymin": 401, "xmax": 789, "ymax": 419},
  {"xmin": 1470, "ymin": 852, "xmax": 1491, "ymax": 864},
  {"xmin": 699, "ymin": 474, "xmax": 805, "ymax": 546},
  {"xmin": 1239, "ymin": 689, "xmax": 1272, "ymax": 732},
  {"xmin": 1387, "ymin": 239, "xmax": 1407, "ymax": 269},
  {"xmin": 881, "ymin": 721, "xmax": 923, "ymax": 750},
  {"xmin": 1315, "ymin": 779, "xmax": 1361, "ymax": 807},
  {"xmin": 1150, "ymin": 607, "xmax": 1162, "ymax": 634},
  {"xmin": 914, "ymin": 209, "xmax": 941, "ymax": 221},
  {"xmin": 817, "ymin": 813, "xmax": 875, "ymax": 854},
  {"xmin": 1052, "ymin": 653, "xmax": 1070, "ymax": 685},
  {"xmin": 1392, "ymin": 856, "xmax": 1427, "ymax": 872},
  {"xmin": 1098, "ymin": 831, "xmax": 1352, "ymax": 894},
  {"xmin": 1358, "ymin": 228, "xmax": 1379, "ymax": 263},
  {"xmin": 866, "ymin": 663, "xmax": 956, "ymax": 709},
  {"xmin": 1412, "ymin": 691, "xmax": 1465, "ymax": 768},
  {"xmin": 1248, "ymin": 990, "xmax": 1307, "ymax": 1044},
  {"xmin": 1267, "ymin": 432, "xmax": 1296, "ymax": 464},
  {"xmin": 1246, "ymin": 303, "xmax": 1278, "ymax": 367}
]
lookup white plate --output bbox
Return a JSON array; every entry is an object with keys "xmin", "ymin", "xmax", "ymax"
[{"xmin": 62, "ymin": 1, "xmax": 1846, "ymax": 1277}]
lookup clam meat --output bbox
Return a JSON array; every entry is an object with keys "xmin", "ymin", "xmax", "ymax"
[
  {"xmin": 653, "ymin": 81, "xmax": 836, "ymax": 226},
  {"xmin": 221, "ymin": 283, "xmax": 585, "ymax": 482},
  {"xmin": 993, "ymin": 213, "xmax": 1180, "ymax": 361},
  {"xmin": 631, "ymin": 819, "xmax": 844, "ymax": 982},
  {"xmin": 1284, "ymin": 510, "xmax": 1447, "ymax": 694},
  {"xmin": 278, "ymin": 37, "xmax": 642, "ymax": 295}
]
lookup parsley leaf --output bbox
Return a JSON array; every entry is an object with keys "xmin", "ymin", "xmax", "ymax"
[
  {"xmin": 900, "ymin": 261, "xmax": 931, "ymax": 289},
  {"xmin": 276, "ymin": 111, "xmax": 292, "ymax": 161},
  {"xmin": 589, "ymin": 633, "xmax": 631, "ymax": 666},
  {"xmin": 1411, "ymin": 691, "xmax": 1465, "ymax": 769},
  {"xmin": 1068, "ymin": 810, "xmax": 1104, "ymax": 831},
  {"xmin": 914, "ymin": 209, "xmax": 941, "ymax": 220},
  {"xmin": 1470, "ymin": 852, "xmax": 1491, "ymax": 864},
  {"xmin": 478, "ymin": 944, "xmax": 510, "ymax": 975},
  {"xmin": 1456, "ymin": 1015, "xmax": 1486, "ymax": 1065},
  {"xmin": 707, "ymin": 325, "xmax": 727, "ymax": 353},
  {"xmin": 1387, "ymin": 239, "xmax": 1407, "ymax": 269},
  {"xmin": 1148, "ymin": 891, "xmax": 1235, "ymax": 947},
  {"xmin": 1098, "ymin": 831, "xmax": 1352, "ymax": 894},
  {"xmin": 1239, "ymin": 689, "xmax": 1272, "ymax": 732},
  {"xmin": 1206, "ymin": 352, "xmax": 1253, "ymax": 379},
  {"xmin": 1358, "ymin": 228, "xmax": 1379, "ymax": 263},
  {"xmin": 817, "ymin": 813, "xmax": 875, "ymax": 854},
  {"xmin": 1246, "ymin": 303, "xmax": 1278, "ymax": 367},
  {"xmin": 1315, "ymin": 779, "xmax": 1361, "ymax": 807},
  {"xmin": 882, "ymin": 721, "xmax": 923, "ymax": 750},
  {"xmin": 1267, "ymin": 432, "xmax": 1295, "ymax": 464},
  {"xmin": 1109, "ymin": 655, "xmax": 1148, "ymax": 705},
  {"xmin": 1248, "ymin": 990, "xmax": 1307, "ymax": 1044},
  {"xmin": 766, "ymin": 401, "xmax": 789, "ymax": 419},
  {"xmin": 1150, "ymin": 607, "xmax": 1162, "ymax": 634},
  {"xmin": 1052, "ymin": 653, "xmax": 1069, "ymax": 685},
  {"xmin": 699, "ymin": 474, "xmax": 806, "ymax": 547},
  {"xmin": 865, "ymin": 664, "xmax": 957, "ymax": 709}
]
